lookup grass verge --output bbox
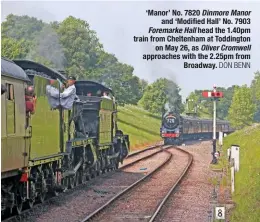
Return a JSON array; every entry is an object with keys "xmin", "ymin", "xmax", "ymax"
[
  {"xmin": 218, "ymin": 124, "xmax": 260, "ymax": 222},
  {"xmin": 117, "ymin": 105, "xmax": 161, "ymax": 151}
]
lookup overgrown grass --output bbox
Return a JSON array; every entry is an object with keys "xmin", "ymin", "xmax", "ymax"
[
  {"xmin": 117, "ymin": 105, "xmax": 161, "ymax": 151},
  {"xmin": 222, "ymin": 124, "xmax": 260, "ymax": 222}
]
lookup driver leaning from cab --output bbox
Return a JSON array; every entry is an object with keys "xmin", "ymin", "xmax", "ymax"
[
  {"xmin": 46, "ymin": 76, "xmax": 77, "ymax": 110},
  {"xmin": 60, "ymin": 76, "xmax": 77, "ymax": 109}
]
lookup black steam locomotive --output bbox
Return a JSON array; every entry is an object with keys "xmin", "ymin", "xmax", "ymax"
[{"xmin": 160, "ymin": 110, "xmax": 233, "ymax": 145}]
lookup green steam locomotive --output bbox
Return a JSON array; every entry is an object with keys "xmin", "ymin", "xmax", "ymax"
[{"xmin": 1, "ymin": 57, "xmax": 129, "ymax": 215}]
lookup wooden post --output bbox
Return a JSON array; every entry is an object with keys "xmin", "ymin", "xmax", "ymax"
[
  {"xmin": 219, "ymin": 131, "xmax": 223, "ymax": 146},
  {"xmin": 231, "ymin": 166, "xmax": 235, "ymax": 193},
  {"xmin": 231, "ymin": 145, "xmax": 240, "ymax": 172},
  {"xmin": 227, "ymin": 148, "xmax": 231, "ymax": 162}
]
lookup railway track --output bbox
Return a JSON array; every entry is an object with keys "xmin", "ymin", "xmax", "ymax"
[
  {"xmin": 80, "ymin": 147, "xmax": 193, "ymax": 222},
  {"xmin": 2, "ymin": 143, "xmax": 165, "ymax": 222},
  {"xmin": 120, "ymin": 144, "xmax": 164, "ymax": 169}
]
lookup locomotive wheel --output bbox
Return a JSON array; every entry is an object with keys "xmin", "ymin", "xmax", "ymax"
[
  {"xmin": 69, "ymin": 176, "xmax": 76, "ymax": 189},
  {"xmin": 91, "ymin": 171, "xmax": 97, "ymax": 179},
  {"xmin": 15, "ymin": 194, "xmax": 23, "ymax": 215},
  {"xmin": 96, "ymin": 160, "xmax": 101, "ymax": 176},
  {"xmin": 74, "ymin": 172, "xmax": 80, "ymax": 187},
  {"xmin": 27, "ymin": 199, "xmax": 34, "ymax": 209},
  {"xmin": 38, "ymin": 174, "xmax": 47, "ymax": 203},
  {"xmin": 38, "ymin": 190, "xmax": 46, "ymax": 203},
  {"xmin": 68, "ymin": 150, "xmax": 76, "ymax": 189},
  {"xmin": 91, "ymin": 167, "xmax": 97, "ymax": 178},
  {"xmin": 81, "ymin": 173, "xmax": 87, "ymax": 184},
  {"xmin": 101, "ymin": 157, "xmax": 106, "ymax": 174},
  {"xmin": 113, "ymin": 159, "xmax": 118, "ymax": 170},
  {"xmin": 102, "ymin": 168, "xmax": 107, "ymax": 174},
  {"xmin": 27, "ymin": 181, "xmax": 36, "ymax": 209},
  {"xmin": 110, "ymin": 160, "xmax": 115, "ymax": 171},
  {"xmin": 86, "ymin": 174, "xmax": 91, "ymax": 181},
  {"xmin": 52, "ymin": 190, "xmax": 59, "ymax": 197},
  {"xmin": 115, "ymin": 159, "xmax": 119, "ymax": 169},
  {"xmin": 86, "ymin": 169, "xmax": 92, "ymax": 181},
  {"xmin": 16, "ymin": 204, "xmax": 23, "ymax": 215},
  {"xmin": 78, "ymin": 170, "xmax": 83, "ymax": 184},
  {"xmin": 62, "ymin": 177, "xmax": 69, "ymax": 192}
]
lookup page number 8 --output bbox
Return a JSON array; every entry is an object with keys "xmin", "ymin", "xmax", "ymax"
[{"xmin": 215, "ymin": 207, "xmax": 225, "ymax": 219}]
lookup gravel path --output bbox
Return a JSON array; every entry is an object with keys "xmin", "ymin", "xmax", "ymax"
[
  {"xmin": 156, "ymin": 141, "xmax": 215, "ymax": 222},
  {"xmin": 90, "ymin": 148, "xmax": 190, "ymax": 222},
  {"xmin": 14, "ymin": 150, "xmax": 169, "ymax": 222}
]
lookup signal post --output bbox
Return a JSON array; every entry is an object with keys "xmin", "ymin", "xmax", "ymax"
[{"xmin": 202, "ymin": 86, "xmax": 224, "ymax": 164}]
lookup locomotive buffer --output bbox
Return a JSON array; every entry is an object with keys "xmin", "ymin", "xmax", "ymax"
[{"xmin": 202, "ymin": 86, "xmax": 224, "ymax": 164}]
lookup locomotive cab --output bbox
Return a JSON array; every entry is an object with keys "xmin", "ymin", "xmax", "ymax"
[{"xmin": 73, "ymin": 81, "xmax": 129, "ymax": 163}]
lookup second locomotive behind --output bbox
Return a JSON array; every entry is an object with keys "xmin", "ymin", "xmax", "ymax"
[{"xmin": 160, "ymin": 109, "xmax": 234, "ymax": 145}]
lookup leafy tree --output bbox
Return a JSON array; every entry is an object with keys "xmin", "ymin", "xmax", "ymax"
[
  {"xmin": 185, "ymin": 92, "xmax": 202, "ymax": 115},
  {"xmin": 1, "ymin": 37, "xmax": 30, "ymax": 59},
  {"xmin": 251, "ymin": 71, "xmax": 260, "ymax": 122},
  {"xmin": 139, "ymin": 79, "xmax": 148, "ymax": 94},
  {"xmin": 185, "ymin": 86, "xmax": 237, "ymax": 119},
  {"xmin": 251, "ymin": 71, "xmax": 260, "ymax": 101},
  {"xmin": 1, "ymin": 14, "xmax": 45, "ymax": 40},
  {"xmin": 228, "ymin": 85, "xmax": 256, "ymax": 129},
  {"xmin": 88, "ymin": 61, "xmax": 142, "ymax": 105},
  {"xmin": 138, "ymin": 78, "xmax": 183, "ymax": 114},
  {"xmin": 55, "ymin": 16, "xmax": 103, "ymax": 78}
]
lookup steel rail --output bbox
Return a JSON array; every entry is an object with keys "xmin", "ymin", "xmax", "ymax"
[
  {"xmin": 81, "ymin": 147, "xmax": 173, "ymax": 222},
  {"xmin": 149, "ymin": 148, "xmax": 193, "ymax": 222},
  {"xmin": 126, "ymin": 141, "xmax": 163, "ymax": 157},
  {"xmin": 120, "ymin": 145, "xmax": 171, "ymax": 170}
]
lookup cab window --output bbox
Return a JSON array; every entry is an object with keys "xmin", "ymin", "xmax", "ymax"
[{"xmin": 6, "ymin": 83, "xmax": 15, "ymax": 134}]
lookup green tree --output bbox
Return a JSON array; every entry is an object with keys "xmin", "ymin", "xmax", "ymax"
[
  {"xmin": 251, "ymin": 71, "xmax": 260, "ymax": 122},
  {"xmin": 185, "ymin": 86, "xmax": 237, "ymax": 119},
  {"xmin": 251, "ymin": 71, "xmax": 260, "ymax": 101},
  {"xmin": 139, "ymin": 79, "xmax": 148, "ymax": 94},
  {"xmin": 56, "ymin": 16, "xmax": 103, "ymax": 78},
  {"xmin": 2, "ymin": 14, "xmax": 45, "ymax": 40},
  {"xmin": 1, "ymin": 37, "xmax": 30, "ymax": 59},
  {"xmin": 138, "ymin": 78, "xmax": 183, "ymax": 114},
  {"xmin": 185, "ymin": 92, "xmax": 202, "ymax": 115},
  {"xmin": 89, "ymin": 61, "xmax": 142, "ymax": 105},
  {"xmin": 228, "ymin": 85, "xmax": 256, "ymax": 129}
]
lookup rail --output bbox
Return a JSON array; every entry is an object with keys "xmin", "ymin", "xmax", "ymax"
[
  {"xmin": 149, "ymin": 148, "xmax": 193, "ymax": 221},
  {"xmin": 81, "ymin": 146, "xmax": 173, "ymax": 222}
]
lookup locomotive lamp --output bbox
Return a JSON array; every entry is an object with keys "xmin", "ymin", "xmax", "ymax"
[{"xmin": 202, "ymin": 86, "xmax": 224, "ymax": 164}]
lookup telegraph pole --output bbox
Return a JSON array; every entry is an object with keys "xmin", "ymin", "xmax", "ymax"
[{"xmin": 202, "ymin": 86, "xmax": 223, "ymax": 165}]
